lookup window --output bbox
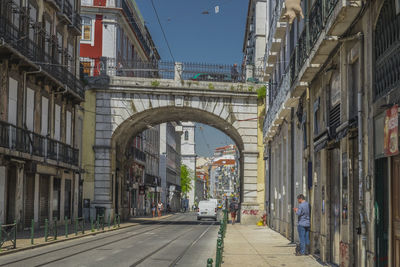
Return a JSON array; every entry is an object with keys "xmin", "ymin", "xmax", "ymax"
[
  {"xmin": 44, "ymin": 19, "xmax": 52, "ymax": 55},
  {"xmin": 81, "ymin": 17, "xmax": 92, "ymax": 41},
  {"xmin": 26, "ymin": 88, "xmax": 35, "ymax": 131},
  {"xmin": 41, "ymin": 97, "xmax": 49, "ymax": 136},
  {"xmin": 67, "ymin": 42, "xmax": 74, "ymax": 73},
  {"xmin": 56, "ymin": 31, "xmax": 63, "ymax": 64},
  {"xmin": 8, "ymin": 78, "xmax": 18, "ymax": 125},
  {"xmin": 184, "ymin": 131, "xmax": 189, "ymax": 141},
  {"xmin": 28, "ymin": 2, "xmax": 37, "ymax": 42},
  {"xmin": 54, "ymin": 104, "xmax": 61, "ymax": 140},
  {"xmin": 66, "ymin": 111, "xmax": 72, "ymax": 145}
]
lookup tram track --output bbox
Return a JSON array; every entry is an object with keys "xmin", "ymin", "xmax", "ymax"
[
  {"xmin": 0, "ymin": 214, "xmax": 186, "ymax": 267},
  {"xmin": 129, "ymin": 221, "xmax": 216, "ymax": 267}
]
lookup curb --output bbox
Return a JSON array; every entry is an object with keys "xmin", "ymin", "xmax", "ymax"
[{"xmin": 0, "ymin": 214, "xmax": 174, "ymax": 256}]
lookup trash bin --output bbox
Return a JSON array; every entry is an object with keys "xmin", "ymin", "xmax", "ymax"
[{"xmin": 95, "ymin": 206, "xmax": 106, "ymax": 218}]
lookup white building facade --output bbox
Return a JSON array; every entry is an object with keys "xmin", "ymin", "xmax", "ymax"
[{"xmin": 180, "ymin": 122, "xmax": 197, "ymax": 208}]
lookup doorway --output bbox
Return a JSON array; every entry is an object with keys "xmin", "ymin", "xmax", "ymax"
[
  {"xmin": 375, "ymin": 158, "xmax": 389, "ymax": 267},
  {"xmin": 391, "ymin": 155, "xmax": 400, "ymax": 266},
  {"xmin": 329, "ymin": 148, "xmax": 341, "ymax": 265}
]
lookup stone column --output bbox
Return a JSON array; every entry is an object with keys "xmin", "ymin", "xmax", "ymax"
[
  {"xmin": 74, "ymin": 173, "xmax": 79, "ymax": 219},
  {"xmin": 245, "ymin": 65, "xmax": 254, "ymax": 81},
  {"xmin": 60, "ymin": 175, "xmax": 65, "ymax": 223},
  {"xmin": 15, "ymin": 165, "xmax": 24, "ymax": 227},
  {"xmin": 49, "ymin": 176, "xmax": 54, "ymax": 221},
  {"xmin": 0, "ymin": 166, "xmax": 6, "ymax": 224},
  {"xmin": 34, "ymin": 173, "xmax": 39, "ymax": 225},
  {"xmin": 174, "ymin": 62, "xmax": 183, "ymax": 83},
  {"xmin": 241, "ymin": 151, "xmax": 260, "ymax": 225}
]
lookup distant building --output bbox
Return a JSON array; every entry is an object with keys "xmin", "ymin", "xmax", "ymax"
[
  {"xmin": 180, "ymin": 122, "xmax": 197, "ymax": 207},
  {"xmin": 209, "ymin": 145, "xmax": 239, "ymax": 199},
  {"xmin": 242, "ymin": 0, "xmax": 267, "ymax": 79},
  {"xmin": 159, "ymin": 122, "xmax": 182, "ymax": 211},
  {"xmin": 80, "ymin": 0, "xmax": 160, "ymax": 76}
]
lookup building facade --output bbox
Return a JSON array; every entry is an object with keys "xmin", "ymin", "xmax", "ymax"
[
  {"xmin": 79, "ymin": 0, "xmax": 159, "ymax": 76},
  {"xmin": 80, "ymin": 0, "xmax": 159, "ymax": 220},
  {"xmin": 159, "ymin": 122, "xmax": 182, "ymax": 212},
  {"xmin": 0, "ymin": 0, "xmax": 84, "ymax": 229},
  {"xmin": 180, "ymin": 122, "xmax": 197, "ymax": 208},
  {"xmin": 263, "ymin": 0, "xmax": 400, "ymax": 265},
  {"xmin": 243, "ymin": 0, "xmax": 267, "ymax": 80}
]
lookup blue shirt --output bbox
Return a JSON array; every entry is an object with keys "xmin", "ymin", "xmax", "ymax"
[{"xmin": 296, "ymin": 201, "xmax": 310, "ymax": 227}]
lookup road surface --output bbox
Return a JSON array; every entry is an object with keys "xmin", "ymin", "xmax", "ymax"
[{"xmin": 0, "ymin": 213, "xmax": 218, "ymax": 267}]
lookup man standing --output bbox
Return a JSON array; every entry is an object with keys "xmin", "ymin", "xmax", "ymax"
[
  {"xmin": 293, "ymin": 194, "xmax": 310, "ymax": 256},
  {"xmin": 229, "ymin": 198, "xmax": 239, "ymax": 225},
  {"xmin": 231, "ymin": 63, "xmax": 239, "ymax": 82}
]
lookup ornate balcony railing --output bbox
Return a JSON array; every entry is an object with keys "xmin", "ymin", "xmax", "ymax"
[
  {"xmin": 62, "ymin": 0, "xmax": 73, "ymax": 22},
  {"xmin": 0, "ymin": 121, "xmax": 79, "ymax": 166},
  {"xmin": 121, "ymin": 0, "xmax": 151, "ymax": 56},
  {"xmin": 0, "ymin": 11, "xmax": 84, "ymax": 99}
]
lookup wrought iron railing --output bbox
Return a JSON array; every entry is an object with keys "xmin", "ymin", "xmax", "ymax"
[
  {"xmin": 81, "ymin": 57, "xmax": 262, "ymax": 83},
  {"xmin": 0, "ymin": 12, "xmax": 84, "ymax": 99},
  {"xmin": 121, "ymin": 0, "xmax": 151, "ymax": 56},
  {"xmin": 0, "ymin": 121, "xmax": 79, "ymax": 166},
  {"xmin": 62, "ymin": 0, "xmax": 73, "ymax": 21}
]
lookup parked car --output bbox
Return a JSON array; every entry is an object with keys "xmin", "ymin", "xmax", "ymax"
[
  {"xmin": 190, "ymin": 73, "xmax": 232, "ymax": 82},
  {"xmin": 197, "ymin": 200, "xmax": 218, "ymax": 221}
]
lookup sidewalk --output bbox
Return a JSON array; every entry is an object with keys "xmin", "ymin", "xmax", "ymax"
[
  {"xmin": 0, "ymin": 213, "xmax": 173, "ymax": 255},
  {"xmin": 222, "ymin": 224, "xmax": 325, "ymax": 267}
]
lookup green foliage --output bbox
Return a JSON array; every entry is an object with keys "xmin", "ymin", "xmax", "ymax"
[
  {"xmin": 230, "ymin": 85, "xmax": 235, "ymax": 91},
  {"xmin": 181, "ymin": 164, "xmax": 194, "ymax": 196},
  {"xmin": 208, "ymin": 83, "xmax": 215, "ymax": 90},
  {"xmin": 248, "ymin": 86, "xmax": 254, "ymax": 92},
  {"xmin": 257, "ymin": 85, "xmax": 267, "ymax": 100},
  {"xmin": 151, "ymin": 80, "xmax": 160, "ymax": 87}
]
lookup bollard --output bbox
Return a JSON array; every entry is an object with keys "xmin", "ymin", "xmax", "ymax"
[
  {"xmin": 217, "ymin": 239, "xmax": 223, "ymax": 267},
  {"xmin": 31, "ymin": 219, "xmax": 34, "ymax": 245},
  {"xmin": 54, "ymin": 218, "xmax": 58, "ymax": 240},
  {"xmin": 65, "ymin": 217, "xmax": 68, "ymax": 238},
  {"xmin": 13, "ymin": 220, "xmax": 17, "ymax": 249},
  {"xmin": 207, "ymin": 258, "xmax": 213, "ymax": 267},
  {"xmin": 108, "ymin": 214, "xmax": 111, "ymax": 229},
  {"xmin": 44, "ymin": 219, "xmax": 48, "ymax": 242},
  {"xmin": 75, "ymin": 218, "xmax": 78, "ymax": 236},
  {"xmin": 91, "ymin": 218, "xmax": 95, "ymax": 232}
]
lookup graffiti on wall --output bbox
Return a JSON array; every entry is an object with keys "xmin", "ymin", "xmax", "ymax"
[{"xmin": 242, "ymin": 210, "xmax": 259, "ymax": 215}]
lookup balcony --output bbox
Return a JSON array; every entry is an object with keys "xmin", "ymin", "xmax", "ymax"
[
  {"xmin": 61, "ymin": 0, "xmax": 73, "ymax": 23},
  {"xmin": 121, "ymin": 0, "xmax": 151, "ymax": 56},
  {"xmin": 69, "ymin": 13, "xmax": 82, "ymax": 36},
  {"xmin": 288, "ymin": 0, "xmax": 361, "ymax": 95},
  {"xmin": 0, "ymin": 121, "xmax": 79, "ymax": 166},
  {"xmin": 0, "ymin": 13, "xmax": 84, "ymax": 100},
  {"xmin": 45, "ymin": 0, "xmax": 62, "ymax": 11}
]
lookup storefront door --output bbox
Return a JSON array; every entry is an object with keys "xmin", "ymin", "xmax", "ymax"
[
  {"xmin": 329, "ymin": 148, "xmax": 341, "ymax": 265},
  {"xmin": 392, "ymin": 155, "xmax": 400, "ymax": 266}
]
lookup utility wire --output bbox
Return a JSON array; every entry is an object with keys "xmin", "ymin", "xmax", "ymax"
[{"xmin": 150, "ymin": 0, "xmax": 175, "ymax": 62}]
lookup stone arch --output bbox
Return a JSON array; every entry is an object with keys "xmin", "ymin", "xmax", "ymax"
[{"xmin": 92, "ymin": 90, "xmax": 260, "ymax": 224}]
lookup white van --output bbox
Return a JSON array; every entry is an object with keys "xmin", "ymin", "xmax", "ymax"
[{"xmin": 197, "ymin": 200, "xmax": 217, "ymax": 221}]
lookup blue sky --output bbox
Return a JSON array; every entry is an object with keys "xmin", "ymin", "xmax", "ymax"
[
  {"xmin": 135, "ymin": 0, "xmax": 248, "ymax": 64},
  {"xmin": 135, "ymin": 0, "xmax": 247, "ymax": 156}
]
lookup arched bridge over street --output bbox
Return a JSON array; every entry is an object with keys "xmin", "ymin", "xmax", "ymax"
[{"xmin": 83, "ymin": 58, "xmax": 265, "ymax": 224}]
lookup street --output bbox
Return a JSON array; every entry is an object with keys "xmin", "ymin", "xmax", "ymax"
[{"xmin": 0, "ymin": 213, "xmax": 218, "ymax": 267}]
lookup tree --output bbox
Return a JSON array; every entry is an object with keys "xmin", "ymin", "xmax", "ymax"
[{"xmin": 181, "ymin": 164, "xmax": 194, "ymax": 197}]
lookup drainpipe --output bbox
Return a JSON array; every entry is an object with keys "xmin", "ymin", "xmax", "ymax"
[
  {"xmin": 268, "ymin": 142, "xmax": 272, "ymax": 226},
  {"xmin": 290, "ymin": 108, "xmax": 295, "ymax": 243},
  {"xmin": 357, "ymin": 33, "xmax": 367, "ymax": 267}
]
